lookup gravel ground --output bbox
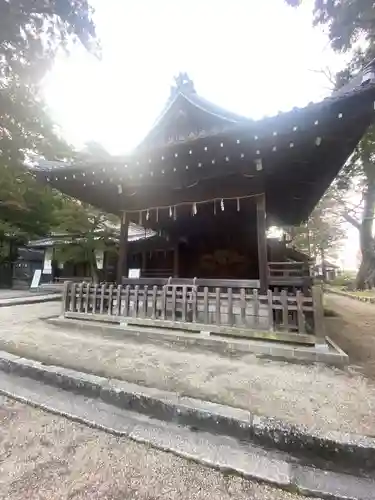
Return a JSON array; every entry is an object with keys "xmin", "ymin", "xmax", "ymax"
[
  {"xmin": 325, "ymin": 293, "xmax": 375, "ymax": 380},
  {"xmin": 0, "ymin": 396, "xmax": 315, "ymax": 500},
  {"xmin": 0, "ymin": 303, "xmax": 375, "ymax": 435}
]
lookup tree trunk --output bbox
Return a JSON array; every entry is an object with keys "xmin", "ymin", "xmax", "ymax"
[
  {"xmin": 356, "ymin": 257, "xmax": 370, "ymax": 289},
  {"xmin": 356, "ymin": 163, "xmax": 375, "ymax": 289},
  {"xmin": 89, "ymin": 254, "xmax": 99, "ymax": 284}
]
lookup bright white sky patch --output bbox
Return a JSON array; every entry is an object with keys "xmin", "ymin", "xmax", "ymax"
[
  {"xmin": 43, "ymin": 0, "xmax": 358, "ymax": 268},
  {"xmin": 43, "ymin": 0, "xmax": 349, "ymax": 154}
]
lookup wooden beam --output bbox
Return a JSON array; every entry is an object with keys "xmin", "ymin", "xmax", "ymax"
[
  {"xmin": 116, "ymin": 211, "xmax": 130, "ymax": 284},
  {"xmin": 256, "ymin": 193, "xmax": 269, "ymax": 293},
  {"xmin": 123, "ymin": 175, "xmax": 264, "ymax": 212}
]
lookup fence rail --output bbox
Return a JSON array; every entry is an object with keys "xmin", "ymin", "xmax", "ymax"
[{"xmin": 62, "ymin": 279, "xmax": 324, "ymax": 342}]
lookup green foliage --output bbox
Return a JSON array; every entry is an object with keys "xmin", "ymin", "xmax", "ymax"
[
  {"xmin": 0, "ymin": 164, "xmax": 63, "ymax": 241},
  {"xmin": 0, "ymin": 0, "xmax": 98, "ymax": 255},
  {"xmin": 52, "ymin": 199, "xmax": 119, "ymax": 282},
  {"xmin": 328, "ymin": 273, "xmax": 355, "ymax": 288},
  {"xmin": 286, "ymin": 0, "xmax": 375, "ymax": 53}
]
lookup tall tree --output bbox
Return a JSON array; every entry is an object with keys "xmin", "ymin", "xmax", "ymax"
[
  {"xmin": 0, "ymin": 1, "xmax": 97, "ymax": 253},
  {"xmin": 287, "ymin": 0, "xmax": 375, "ymax": 288}
]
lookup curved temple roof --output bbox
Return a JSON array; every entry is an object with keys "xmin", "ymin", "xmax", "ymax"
[{"xmin": 30, "ymin": 63, "xmax": 375, "ymax": 226}]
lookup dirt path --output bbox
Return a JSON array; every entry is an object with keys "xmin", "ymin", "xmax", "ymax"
[{"xmin": 325, "ymin": 293, "xmax": 375, "ymax": 379}]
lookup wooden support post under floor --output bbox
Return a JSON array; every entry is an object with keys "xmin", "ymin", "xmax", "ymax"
[
  {"xmin": 116, "ymin": 211, "xmax": 130, "ymax": 284},
  {"xmin": 256, "ymin": 193, "xmax": 269, "ymax": 294}
]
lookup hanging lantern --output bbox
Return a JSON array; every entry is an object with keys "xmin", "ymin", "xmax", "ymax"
[
  {"xmin": 221, "ymin": 199, "xmax": 225, "ymax": 211},
  {"xmin": 169, "ymin": 206, "xmax": 173, "ymax": 217},
  {"xmin": 192, "ymin": 202, "xmax": 197, "ymax": 216}
]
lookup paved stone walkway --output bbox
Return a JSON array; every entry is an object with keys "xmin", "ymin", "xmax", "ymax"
[
  {"xmin": 0, "ymin": 395, "xmax": 315, "ymax": 500},
  {"xmin": 0, "ymin": 289, "xmax": 57, "ymax": 300},
  {"xmin": 0, "ymin": 302, "xmax": 374, "ymax": 435},
  {"xmin": 326, "ymin": 293, "xmax": 375, "ymax": 379}
]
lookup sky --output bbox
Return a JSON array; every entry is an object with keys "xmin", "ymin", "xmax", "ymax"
[{"xmin": 42, "ymin": 0, "xmax": 358, "ymax": 268}]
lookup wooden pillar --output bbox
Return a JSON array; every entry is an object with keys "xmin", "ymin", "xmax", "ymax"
[
  {"xmin": 256, "ymin": 193, "xmax": 268, "ymax": 293},
  {"xmin": 173, "ymin": 244, "xmax": 179, "ymax": 278},
  {"xmin": 116, "ymin": 211, "xmax": 130, "ymax": 284}
]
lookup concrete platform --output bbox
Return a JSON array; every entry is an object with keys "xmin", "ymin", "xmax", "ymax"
[{"xmin": 48, "ymin": 316, "xmax": 349, "ymax": 367}]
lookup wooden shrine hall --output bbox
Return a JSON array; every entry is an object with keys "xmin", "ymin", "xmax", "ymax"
[{"xmin": 31, "ymin": 65, "xmax": 375, "ymax": 342}]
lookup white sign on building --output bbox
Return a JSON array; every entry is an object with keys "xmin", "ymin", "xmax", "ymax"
[
  {"xmin": 43, "ymin": 248, "xmax": 53, "ymax": 274},
  {"xmin": 95, "ymin": 250, "xmax": 104, "ymax": 270}
]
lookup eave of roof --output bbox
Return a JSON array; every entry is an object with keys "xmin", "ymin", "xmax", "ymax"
[{"xmin": 28, "ymin": 63, "xmax": 375, "ymax": 225}]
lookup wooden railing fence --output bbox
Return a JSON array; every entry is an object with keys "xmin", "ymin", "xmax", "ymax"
[{"xmin": 62, "ymin": 279, "xmax": 324, "ymax": 340}]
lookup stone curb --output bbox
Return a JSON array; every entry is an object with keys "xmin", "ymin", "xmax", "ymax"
[
  {"xmin": 326, "ymin": 287, "xmax": 375, "ymax": 304},
  {"xmin": 0, "ymin": 349, "xmax": 374, "ymax": 474},
  {"xmin": 0, "ymin": 294, "xmax": 61, "ymax": 308},
  {"xmin": 1, "ymin": 380, "xmax": 373, "ymax": 500},
  {"xmin": 46, "ymin": 316, "xmax": 349, "ymax": 367}
]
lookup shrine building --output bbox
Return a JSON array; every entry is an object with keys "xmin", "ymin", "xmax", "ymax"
[{"xmin": 30, "ymin": 64, "xmax": 375, "ymax": 342}]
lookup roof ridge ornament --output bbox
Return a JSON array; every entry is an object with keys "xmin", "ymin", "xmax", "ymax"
[{"xmin": 170, "ymin": 72, "xmax": 196, "ymax": 98}]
